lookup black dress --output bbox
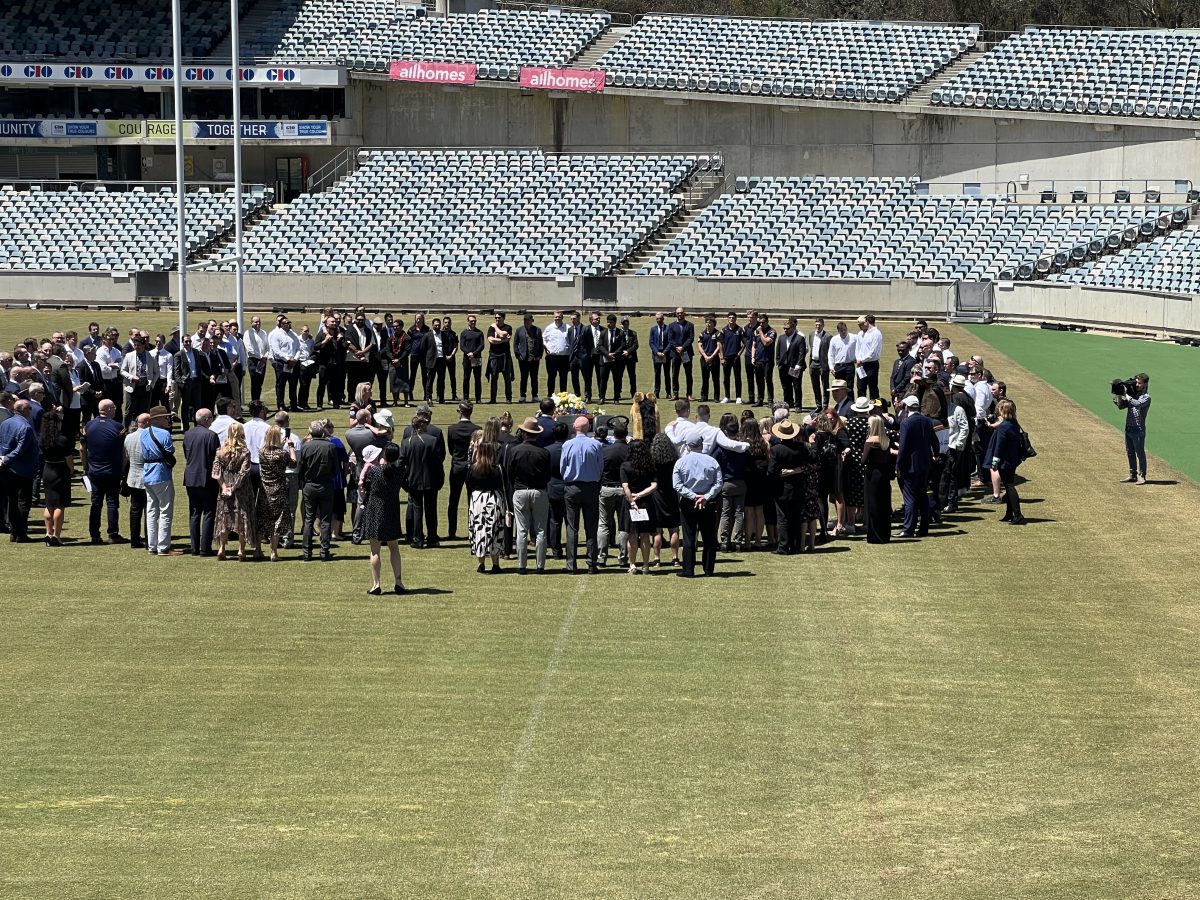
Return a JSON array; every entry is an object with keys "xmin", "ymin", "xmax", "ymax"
[
  {"xmin": 360, "ymin": 463, "xmax": 404, "ymax": 543},
  {"xmin": 862, "ymin": 443, "xmax": 894, "ymax": 544},
  {"xmin": 619, "ymin": 461, "xmax": 658, "ymax": 534},
  {"xmin": 652, "ymin": 461, "xmax": 680, "ymax": 529},
  {"xmin": 743, "ymin": 453, "xmax": 770, "ymax": 507},
  {"xmin": 41, "ymin": 434, "xmax": 75, "ymax": 508}
]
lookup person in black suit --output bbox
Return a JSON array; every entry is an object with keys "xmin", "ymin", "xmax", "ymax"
[
  {"xmin": 774, "ymin": 317, "xmax": 808, "ymax": 410},
  {"xmin": 618, "ymin": 316, "xmax": 639, "ymax": 397},
  {"xmin": 597, "ymin": 313, "xmax": 625, "ymax": 403},
  {"xmin": 666, "ymin": 307, "xmax": 695, "ymax": 400},
  {"xmin": 810, "ymin": 318, "xmax": 832, "ymax": 411},
  {"xmin": 579, "ymin": 312, "xmax": 603, "ymax": 402},
  {"xmin": 567, "ymin": 311, "xmax": 587, "ymax": 398},
  {"xmin": 400, "ymin": 405, "xmax": 445, "ymax": 543},
  {"xmin": 514, "ymin": 314, "xmax": 544, "ymax": 404},
  {"xmin": 445, "ymin": 401, "xmax": 480, "ymax": 540},
  {"xmin": 424, "ymin": 318, "xmax": 449, "ymax": 404},
  {"xmin": 399, "ymin": 413, "xmax": 445, "ymax": 549},
  {"xmin": 183, "ymin": 407, "xmax": 221, "ymax": 556},
  {"xmin": 344, "ymin": 311, "xmax": 378, "ymax": 403},
  {"xmin": 406, "ymin": 315, "xmax": 430, "ymax": 403},
  {"xmin": 172, "ymin": 335, "xmax": 209, "ymax": 430},
  {"xmin": 889, "ymin": 339, "xmax": 917, "ymax": 406},
  {"xmin": 440, "ymin": 316, "xmax": 459, "ymax": 402},
  {"xmin": 895, "ymin": 395, "xmax": 940, "ymax": 537},
  {"xmin": 202, "ymin": 338, "xmax": 231, "ymax": 412},
  {"xmin": 648, "ymin": 312, "xmax": 671, "ymax": 399},
  {"xmin": 75, "ymin": 346, "xmax": 105, "ymax": 428},
  {"xmin": 458, "ymin": 315, "xmax": 484, "ymax": 404}
]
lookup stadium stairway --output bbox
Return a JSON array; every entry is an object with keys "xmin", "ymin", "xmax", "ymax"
[
  {"xmin": 569, "ymin": 25, "xmax": 630, "ymax": 70},
  {"xmin": 906, "ymin": 46, "xmax": 987, "ymax": 105},
  {"xmin": 616, "ymin": 164, "xmax": 725, "ymax": 274}
]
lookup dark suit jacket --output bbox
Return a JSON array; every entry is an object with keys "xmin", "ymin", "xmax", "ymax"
[
  {"xmin": 447, "ymin": 420, "xmax": 481, "ymax": 467},
  {"xmin": 183, "ymin": 424, "xmax": 220, "ymax": 488},
  {"xmin": 440, "ymin": 328, "xmax": 459, "ymax": 358},
  {"xmin": 423, "ymin": 331, "xmax": 448, "ymax": 369},
  {"xmin": 76, "ymin": 359, "xmax": 104, "ymax": 403},
  {"xmin": 346, "ymin": 324, "xmax": 378, "ymax": 365},
  {"xmin": 648, "ymin": 322, "xmax": 670, "ymax": 360},
  {"xmin": 775, "ymin": 331, "xmax": 807, "ymax": 371},
  {"xmin": 988, "ymin": 419, "xmax": 1023, "ymax": 471},
  {"xmin": 666, "ymin": 320, "xmax": 695, "ymax": 361},
  {"xmin": 568, "ymin": 324, "xmax": 588, "ymax": 365},
  {"xmin": 173, "ymin": 348, "xmax": 210, "ymax": 383},
  {"xmin": 890, "ymin": 356, "xmax": 917, "ymax": 398},
  {"xmin": 400, "ymin": 429, "xmax": 445, "ymax": 491},
  {"xmin": 897, "ymin": 413, "xmax": 939, "ymax": 475},
  {"xmin": 400, "ymin": 422, "xmax": 445, "ymax": 463},
  {"xmin": 620, "ymin": 328, "xmax": 639, "ymax": 363},
  {"xmin": 598, "ymin": 327, "xmax": 624, "ymax": 363},
  {"xmin": 580, "ymin": 325, "xmax": 602, "ymax": 361},
  {"xmin": 49, "ymin": 359, "xmax": 73, "ymax": 407},
  {"xmin": 515, "ymin": 325, "xmax": 544, "ymax": 362},
  {"xmin": 810, "ymin": 330, "xmax": 832, "ymax": 373}
]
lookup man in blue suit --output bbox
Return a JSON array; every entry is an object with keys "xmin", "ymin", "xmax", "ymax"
[
  {"xmin": 666, "ymin": 306, "xmax": 695, "ymax": 401},
  {"xmin": 895, "ymin": 394, "xmax": 940, "ymax": 538},
  {"xmin": 648, "ymin": 311, "xmax": 671, "ymax": 399},
  {"xmin": 0, "ymin": 400, "xmax": 40, "ymax": 542}
]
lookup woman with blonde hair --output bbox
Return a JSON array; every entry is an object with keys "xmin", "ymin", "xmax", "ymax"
[
  {"xmin": 348, "ymin": 381, "xmax": 375, "ymax": 423},
  {"xmin": 258, "ymin": 424, "xmax": 296, "ymax": 561},
  {"xmin": 211, "ymin": 421, "xmax": 256, "ymax": 560},
  {"xmin": 988, "ymin": 398, "xmax": 1026, "ymax": 525},
  {"xmin": 861, "ymin": 414, "xmax": 896, "ymax": 544}
]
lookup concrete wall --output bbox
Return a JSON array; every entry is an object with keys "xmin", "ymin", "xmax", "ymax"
[
  {"xmin": 363, "ymin": 81, "xmax": 1200, "ymax": 186},
  {"xmin": 997, "ymin": 282, "xmax": 1199, "ymax": 335},
  {"xmin": 179, "ymin": 272, "xmax": 585, "ymax": 310},
  {"xmin": 0, "ymin": 272, "xmax": 137, "ymax": 305}
]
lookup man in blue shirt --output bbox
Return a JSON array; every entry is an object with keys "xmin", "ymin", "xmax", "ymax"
[
  {"xmin": 0, "ymin": 400, "xmax": 39, "ymax": 542},
  {"xmin": 672, "ymin": 434, "xmax": 723, "ymax": 577},
  {"xmin": 559, "ymin": 416, "xmax": 603, "ymax": 574},
  {"xmin": 141, "ymin": 406, "xmax": 179, "ymax": 555},
  {"xmin": 1115, "ymin": 373, "xmax": 1151, "ymax": 484},
  {"xmin": 666, "ymin": 307, "xmax": 695, "ymax": 401}
]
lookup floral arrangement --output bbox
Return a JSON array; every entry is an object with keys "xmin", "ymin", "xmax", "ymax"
[{"xmin": 551, "ymin": 391, "xmax": 604, "ymax": 418}]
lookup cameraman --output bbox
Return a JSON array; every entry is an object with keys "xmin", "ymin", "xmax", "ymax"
[{"xmin": 1114, "ymin": 373, "xmax": 1151, "ymax": 484}]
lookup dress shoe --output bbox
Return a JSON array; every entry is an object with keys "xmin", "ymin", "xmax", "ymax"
[
  {"xmin": 1006, "ymin": 517, "xmax": 1027, "ymax": 525},
  {"xmin": 367, "ymin": 586, "xmax": 382, "ymax": 595},
  {"xmin": 587, "ymin": 565, "xmax": 599, "ymax": 575},
  {"xmin": 676, "ymin": 571, "xmax": 694, "ymax": 578},
  {"xmin": 897, "ymin": 530, "xmax": 916, "ymax": 538},
  {"xmin": 159, "ymin": 549, "xmax": 184, "ymax": 557},
  {"xmin": 320, "ymin": 552, "xmax": 332, "ymax": 561},
  {"xmin": 10, "ymin": 534, "xmax": 32, "ymax": 543}
]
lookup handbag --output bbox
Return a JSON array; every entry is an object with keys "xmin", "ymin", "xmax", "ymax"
[{"xmin": 1019, "ymin": 429, "xmax": 1037, "ymax": 460}]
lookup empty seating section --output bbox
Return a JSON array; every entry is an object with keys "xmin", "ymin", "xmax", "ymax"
[
  {"xmin": 1050, "ymin": 229, "xmax": 1200, "ymax": 295},
  {"xmin": 640, "ymin": 178, "xmax": 1169, "ymax": 281},
  {"xmin": 0, "ymin": 0, "xmax": 249, "ymax": 59},
  {"xmin": 0, "ymin": 184, "xmax": 271, "ymax": 272},
  {"xmin": 931, "ymin": 27, "xmax": 1200, "ymax": 119},
  {"xmin": 239, "ymin": 5, "xmax": 607, "ymax": 74},
  {"xmin": 597, "ymin": 17, "xmax": 979, "ymax": 101},
  {"xmin": 231, "ymin": 150, "xmax": 703, "ymax": 276},
  {"xmin": 236, "ymin": 0, "xmax": 423, "ymax": 65}
]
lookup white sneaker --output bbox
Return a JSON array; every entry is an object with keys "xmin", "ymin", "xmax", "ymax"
[
  {"xmin": 720, "ymin": 396, "xmax": 730, "ymax": 404},
  {"xmin": 735, "ymin": 397, "xmax": 743, "ymax": 404}
]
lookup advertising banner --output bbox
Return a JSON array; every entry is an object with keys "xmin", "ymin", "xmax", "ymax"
[
  {"xmin": 144, "ymin": 120, "xmax": 331, "ymax": 142},
  {"xmin": 389, "ymin": 59, "xmax": 477, "ymax": 85},
  {"xmin": 0, "ymin": 63, "xmax": 344, "ymax": 88},
  {"xmin": 519, "ymin": 67, "xmax": 605, "ymax": 93},
  {"xmin": 0, "ymin": 119, "xmax": 144, "ymax": 139}
]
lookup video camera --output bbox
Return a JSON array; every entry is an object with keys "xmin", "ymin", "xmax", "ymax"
[{"xmin": 1111, "ymin": 377, "xmax": 1138, "ymax": 397}]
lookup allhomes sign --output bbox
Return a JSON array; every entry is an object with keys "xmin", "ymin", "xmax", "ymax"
[
  {"xmin": 519, "ymin": 67, "xmax": 605, "ymax": 93},
  {"xmin": 389, "ymin": 60, "xmax": 477, "ymax": 85}
]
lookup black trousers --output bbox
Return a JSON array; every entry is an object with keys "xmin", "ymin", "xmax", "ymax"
[
  {"xmin": 318, "ymin": 364, "xmax": 344, "ymax": 407},
  {"xmin": 249, "ymin": 362, "xmax": 267, "ymax": 403},
  {"xmin": 833, "ymin": 363, "xmax": 856, "ymax": 395},
  {"xmin": 302, "ymin": 483, "xmax": 333, "ymax": 556},
  {"xmin": 187, "ymin": 483, "xmax": 217, "ymax": 555},
  {"xmin": 743, "ymin": 357, "xmax": 756, "ymax": 402},
  {"xmin": 999, "ymin": 468, "xmax": 1022, "ymax": 520},
  {"xmin": 447, "ymin": 464, "xmax": 469, "ymax": 538},
  {"xmin": 405, "ymin": 488, "xmax": 439, "ymax": 544},
  {"xmin": 775, "ymin": 493, "xmax": 803, "ymax": 553},
  {"xmin": 89, "ymin": 473, "xmax": 121, "ymax": 539},
  {"xmin": 126, "ymin": 486, "xmax": 146, "ymax": 546},
  {"xmin": 426, "ymin": 358, "xmax": 447, "ymax": 403},
  {"xmin": 545, "ymin": 355, "xmax": 569, "ymax": 394},
  {"xmin": 124, "ymin": 384, "xmax": 151, "ymax": 428},
  {"xmin": 857, "ymin": 360, "xmax": 880, "ymax": 400},
  {"xmin": 810, "ymin": 368, "xmax": 829, "ymax": 409},
  {"xmin": 754, "ymin": 363, "xmax": 774, "ymax": 404},
  {"xmin": 373, "ymin": 365, "xmax": 389, "ymax": 404},
  {"xmin": 1, "ymin": 469, "xmax": 32, "ymax": 539},
  {"xmin": 580, "ymin": 358, "xmax": 597, "ymax": 400},
  {"xmin": 299, "ymin": 366, "xmax": 317, "ymax": 408},
  {"xmin": 570, "ymin": 360, "xmax": 584, "ymax": 397},
  {"xmin": 563, "ymin": 481, "xmax": 600, "ymax": 570},
  {"xmin": 722, "ymin": 360, "xmax": 742, "ymax": 400},
  {"xmin": 446, "ymin": 356, "xmax": 458, "ymax": 400},
  {"xmin": 488, "ymin": 358, "xmax": 512, "ymax": 404},
  {"xmin": 180, "ymin": 379, "xmax": 203, "ymax": 430},
  {"xmin": 274, "ymin": 362, "xmax": 298, "ymax": 410},
  {"xmin": 778, "ymin": 367, "xmax": 803, "ymax": 409},
  {"xmin": 671, "ymin": 357, "xmax": 694, "ymax": 398},
  {"xmin": 410, "ymin": 358, "xmax": 430, "ymax": 401},
  {"xmin": 653, "ymin": 357, "xmax": 671, "ymax": 397},
  {"xmin": 462, "ymin": 361, "xmax": 482, "ymax": 403},
  {"xmin": 518, "ymin": 360, "xmax": 540, "ymax": 399},
  {"xmin": 623, "ymin": 358, "xmax": 638, "ymax": 397},
  {"xmin": 598, "ymin": 361, "xmax": 622, "ymax": 401},
  {"xmin": 679, "ymin": 497, "xmax": 718, "ymax": 576},
  {"xmin": 548, "ymin": 491, "xmax": 565, "ymax": 554},
  {"xmin": 939, "ymin": 448, "xmax": 962, "ymax": 510},
  {"xmin": 700, "ymin": 362, "xmax": 719, "ymax": 400}
]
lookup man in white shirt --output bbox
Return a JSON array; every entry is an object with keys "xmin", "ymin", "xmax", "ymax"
[
  {"xmin": 243, "ymin": 400, "xmax": 270, "ymax": 472},
  {"xmin": 268, "ymin": 316, "xmax": 302, "ymax": 412},
  {"xmin": 242, "ymin": 316, "xmax": 271, "ymax": 404},
  {"xmin": 663, "ymin": 398, "xmax": 697, "ymax": 453},
  {"xmin": 693, "ymin": 404, "xmax": 749, "ymax": 457},
  {"xmin": 543, "ymin": 310, "xmax": 571, "ymax": 396},
  {"xmin": 220, "ymin": 322, "xmax": 248, "ymax": 406},
  {"xmin": 209, "ymin": 396, "xmax": 240, "ymax": 444},
  {"xmin": 827, "ymin": 321, "xmax": 857, "ymax": 395},
  {"xmin": 854, "ymin": 314, "xmax": 883, "ymax": 401}
]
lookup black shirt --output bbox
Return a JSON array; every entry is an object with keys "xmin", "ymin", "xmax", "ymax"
[
  {"xmin": 506, "ymin": 440, "xmax": 551, "ymax": 491},
  {"xmin": 459, "ymin": 327, "xmax": 484, "ymax": 358},
  {"xmin": 298, "ymin": 437, "xmax": 340, "ymax": 487},
  {"xmin": 601, "ymin": 441, "xmax": 630, "ymax": 486},
  {"xmin": 447, "ymin": 420, "xmax": 481, "ymax": 467}
]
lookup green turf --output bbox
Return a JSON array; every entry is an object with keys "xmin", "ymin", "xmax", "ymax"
[
  {"xmin": 2, "ymin": 311, "xmax": 1200, "ymax": 898},
  {"xmin": 962, "ymin": 324, "xmax": 1198, "ymax": 482}
]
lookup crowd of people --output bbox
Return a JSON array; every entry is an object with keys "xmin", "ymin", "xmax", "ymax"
[{"xmin": 0, "ymin": 309, "xmax": 1037, "ymax": 590}]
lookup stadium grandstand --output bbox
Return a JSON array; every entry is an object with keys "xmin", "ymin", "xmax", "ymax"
[{"xmin": 0, "ymin": 0, "xmax": 1197, "ymax": 333}]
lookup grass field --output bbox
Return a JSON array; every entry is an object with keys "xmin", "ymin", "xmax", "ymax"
[{"xmin": 1, "ymin": 311, "xmax": 1198, "ymax": 899}]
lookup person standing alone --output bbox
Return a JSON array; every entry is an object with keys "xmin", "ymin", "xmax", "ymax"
[{"xmin": 1115, "ymin": 373, "xmax": 1150, "ymax": 484}]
